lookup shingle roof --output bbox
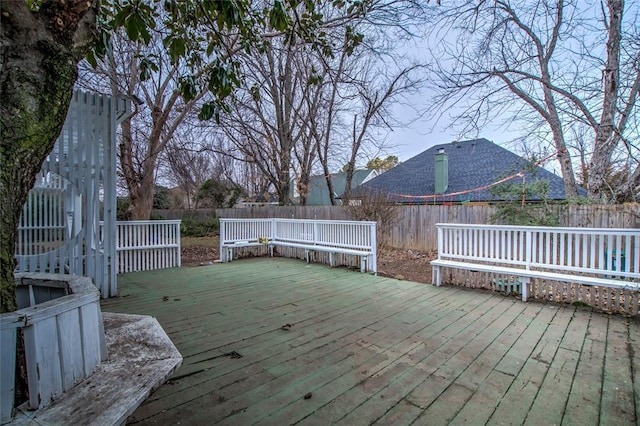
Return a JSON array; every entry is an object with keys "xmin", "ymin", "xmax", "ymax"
[
  {"xmin": 298, "ymin": 170, "xmax": 375, "ymax": 205},
  {"xmin": 354, "ymin": 138, "xmax": 585, "ymax": 203}
]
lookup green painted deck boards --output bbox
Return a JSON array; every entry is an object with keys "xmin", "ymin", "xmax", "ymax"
[{"xmin": 100, "ymin": 258, "xmax": 640, "ymax": 425}]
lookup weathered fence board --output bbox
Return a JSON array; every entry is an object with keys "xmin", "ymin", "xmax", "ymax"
[
  {"xmin": 0, "ymin": 274, "xmax": 108, "ymax": 421},
  {"xmin": 156, "ymin": 204, "xmax": 640, "ymax": 252}
]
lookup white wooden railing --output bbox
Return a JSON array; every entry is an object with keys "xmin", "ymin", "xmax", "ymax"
[
  {"xmin": 436, "ymin": 224, "xmax": 639, "ymax": 277},
  {"xmin": 220, "ymin": 218, "xmax": 377, "ymax": 273},
  {"xmin": 432, "ymin": 223, "xmax": 640, "ymax": 313},
  {"xmin": 101, "ymin": 220, "xmax": 182, "ymax": 273}
]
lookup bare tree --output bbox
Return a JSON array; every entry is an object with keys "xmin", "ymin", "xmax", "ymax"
[
  {"xmin": 79, "ymin": 29, "xmax": 206, "ymax": 219},
  {"xmin": 164, "ymin": 135, "xmax": 215, "ymax": 209},
  {"xmin": 213, "ymin": 1, "xmax": 428, "ymax": 206},
  {"xmin": 216, "ymin": 38, "xmax": 310, "ymax": 205},
  {"xmin": 342, "ymin": 65, "xmax": 423, "ymax": 203},
  {"xmin": 303, "ymin": 2, "xmax": 428, "ymax": 205},
  {"xmin": 345, "ymin": 189, "xmax": 399, "ymax": 250},
  {"xmin": 424, "ymin": 0, "xmax": 640, "ymax": 201}
]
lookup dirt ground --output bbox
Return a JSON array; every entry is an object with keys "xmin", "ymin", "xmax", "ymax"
[{"xmin": 181, "ymin": 236, "xmax": 436, "ymax": 284}]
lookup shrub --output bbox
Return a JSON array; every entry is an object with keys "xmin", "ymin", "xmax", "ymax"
[
  {"xmin": 180, "ymin": 214, "xmax": 219, "ymax": 237},
  {"xmin": 489, "ymin": 166, "xmax": 559, "ymax": 226},
  {"xmin": 116, "ymin": 198, "xmax": 130, "ymax": 221},
  {"xmin": 345, "ymin": 189, "xmax": 399, "ymax": 249}
]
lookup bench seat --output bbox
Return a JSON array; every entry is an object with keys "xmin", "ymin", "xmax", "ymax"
[
  {"xmin": 222, "ymin": 240, "xmax": 373, "ymax": 272},
  {"xmin": 432, "ymin": 259, "xmax": 640, "ymax": 302},
  {"xmin": 431, "ymin": 223, "xmax": 640, "ymax": 309},
  {"xmin": 275, "ymin": 241, "xmax": 372, "ymax": 271},
  {"xmin": 275, "ymin": 241, "xmax": 371, "ymax": 256},
  {"xmin": 219, "ymin": 218, "xmax": 377, "ymax": 273}
]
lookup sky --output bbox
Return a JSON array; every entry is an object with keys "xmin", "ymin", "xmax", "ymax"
[
  {"xmin": 369, "ymin": 20, "xmax": 526, "ymax": 165},
  {"xmin": 384, "ymin": 92, "xmax": 564, "ymax": 177},
  {"xmin": 387, "ymin": 102, "xmax": 517, "ymax": 162}
]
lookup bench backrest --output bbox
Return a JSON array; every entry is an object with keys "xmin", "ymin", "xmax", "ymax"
[
  {"xmin": 273, "ymin": 219, "xmax": 375, "ymax": 251},
  {"xmin": 220, "ymin": 218, "xmax": 376, "ymax": 251},
  {"xmin": 436, "ymin": 223, "xmax": 640, "ymax": 280},
  {"xmin": 220, "ymin": 218, "xmax": 274, "ymax": 244}
]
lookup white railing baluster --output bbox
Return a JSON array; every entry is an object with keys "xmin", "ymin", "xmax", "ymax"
[
  {"xmin": 112, "ymin": 220, "xmax": 181, "ymax": 274},
  {"xmin": 219, "ymin": 218, "xmax": 377, "ymax": 272},
  {"xmin": 434, "ymin": 223, "xmax": 640, "ymax": 279}
]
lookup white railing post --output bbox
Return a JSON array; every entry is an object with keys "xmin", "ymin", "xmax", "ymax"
[
  {"xmin": 220, "ymin": 219, "xmax": 226, "ymax": 262},
  {"xmin": 433, "ymin": 224, "xmax": 443, "ymax": 286},
  {"xmin": 370, "ymin": 222, "xmax": 377, "ymax": 274},
  {"xmin": 526, "ymin": 230, "xmax": 533, "ymax": 270},
  {"xmin": 314, "ymin": 221, "xmax": 319, "ymax": 245},
  {"xmin": 271, "ymin": 218, "xmax": 277, "ymax": 241},
  {"xmin": 176, "ymin": 220, "xmax": 181, "ymax": 267}
]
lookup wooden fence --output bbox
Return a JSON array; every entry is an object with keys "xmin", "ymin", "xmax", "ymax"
[{"xmin": 156, "ymin": 204, "xmax": 640, "ymax": 252}]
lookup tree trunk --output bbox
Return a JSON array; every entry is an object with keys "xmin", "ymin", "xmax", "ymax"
[
  {"xmin": 128, "ymin": 169, "xmax": 156, "ymax": 220},
  {"xmin": 119, "ymin": 116, "xmax": 159, "ymax": 220},
  {"xmin": 587, "ymin": 0, "xmax": 624, "ymax": 201},
  {"xmin": 277, "ymin": 154, "xmax": 292, "ymax": 205},
  {"xmin": 0, "ymin": 2, "xmax": 97, "ymax": 313},
  {"xmin": 552, "ymin": 130, "xmax": 579, "ymax": 198}
]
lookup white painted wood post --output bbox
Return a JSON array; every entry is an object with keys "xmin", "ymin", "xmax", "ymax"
[
  {"xmin": 176, "ymin": 219, "xmax": 181, "ymax": 267},
  {"xmin": 0, "ymin": 314, "xmax": 20, "ymax": 424},
  {"xmin": 313, "ymin": 221, "xmax": 319, "ymax": 246},
  {"xmin": 370, "ymin": 222, "xmax": 377, "ymax": 274},
  {"xmin": 434, "ymin": 225, "xmax": 443, "ymax": 286},
  {"xmin": 219, "ymin": 219, "xmax": 226, "ymax": 262}
]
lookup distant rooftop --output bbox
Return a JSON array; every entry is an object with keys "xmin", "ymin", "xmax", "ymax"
[{"xmin": 355, "ymin": 138, "xmax": 585, "ymax": 203}]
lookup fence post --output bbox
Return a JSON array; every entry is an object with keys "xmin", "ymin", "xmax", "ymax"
[
  {"xmin": 314, "ymin": 220, "xmax": 319, "ymax": 245},
  {"xmin": 271, "ymin": 218, "xmax": 277, "ymax": 241}
]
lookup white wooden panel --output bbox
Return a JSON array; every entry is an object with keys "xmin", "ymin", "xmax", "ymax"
[
  {"xmin": 24, "ymin": 317, "xmax": 62, "ymax": 409},
  {"xmin": 434, "ymin": 223, "xmax": 640, "ymax": 292},
  {"xmin": 112, "ymin": 220, "xmax": 181, "ymax": 273},
  {"xmin": 0, "ymin": 326, "xmax": 17, "ymax": 423},
  {"xmin": 57, "ymin": 309, "xmax": 84, "ymax": 391},
  {"xmin": 80, "ymin": 302, "xmax": 102, "ymax": 377},
  {"xmin": 220, "ymin": 218, "xmax": 377, "ymax": 272},
  {"xmin": 15, "ymin": 91, "xmax": 129, "ymax": 297}
]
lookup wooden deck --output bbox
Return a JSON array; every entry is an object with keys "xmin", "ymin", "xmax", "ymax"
[{"xmin": 101, "ymin": 258, "xmax": 640, "ymax": 425}]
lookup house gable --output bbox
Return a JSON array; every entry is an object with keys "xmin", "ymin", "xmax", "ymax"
[{"xmin": 355, "ymin": 138, "xmax": 584, "ymax": 203}]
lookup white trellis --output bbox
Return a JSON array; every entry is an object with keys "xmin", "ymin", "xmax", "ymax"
[{"xmin": 15, "ymin": 91, "xmax": 131, "ymax": 298}]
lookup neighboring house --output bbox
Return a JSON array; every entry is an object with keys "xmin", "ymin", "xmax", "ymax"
[
  {"xmin": 352, "ymin": 138, "xmax": 585, "ymax": 204},
  {"xmin": 167, "ymin": 185, "xmax": 192, "ymax": 209},
  {"xmin": 291, "ymin": 169, "xmax": 378, "ymax": 206},
  {"xmin": 236, "ymin": 193, "xmax": 280, "ymax": 208}
]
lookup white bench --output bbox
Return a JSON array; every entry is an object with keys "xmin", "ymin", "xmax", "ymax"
[
  {"xmin": 219, "ymin": 218, "xmax": 377, "ymax": 273},
  {"xmin": 431, "ymin": 223, "xmax": 640, "ymax": 301}
]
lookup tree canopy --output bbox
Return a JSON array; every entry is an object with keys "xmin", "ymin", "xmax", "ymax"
[
  {"xmin": 366, "ymin": 156, "xmax": 400, "ymax": 172},
  {"xmin": 0, "ymin": 0, "xmax": 387, "ymax": 312}
]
